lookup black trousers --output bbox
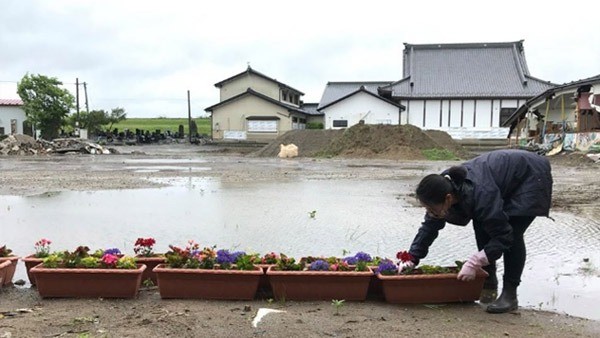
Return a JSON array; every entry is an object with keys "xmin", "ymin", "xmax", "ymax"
[{"xmin": 473, "ymin": 216, "xmax": 535, "ymax": 289}]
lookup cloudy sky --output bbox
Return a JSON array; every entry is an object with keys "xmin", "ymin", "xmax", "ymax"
[{"xmin": 1, "ymin": 0, "xmax": 599, "ymax": 118}]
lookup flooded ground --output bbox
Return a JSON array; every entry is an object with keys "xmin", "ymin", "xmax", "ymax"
[{"xmin": 0, "ymin": 145, "xmax": 599, "ymax": 322}]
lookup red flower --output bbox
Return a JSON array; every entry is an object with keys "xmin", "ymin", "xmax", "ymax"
[{"xmin": 396, "ymin": 251, "xmax": 414, "ymax": 263}]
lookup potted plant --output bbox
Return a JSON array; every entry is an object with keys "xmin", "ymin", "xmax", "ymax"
[
  {"xmin": 22, "ymin": 238, "xmax": 53, "ymax": 286},
  {"xmin": 133, "ymin": 237, "xmax": 165, "ymax": 286},
  {"xmin": 0, "ymin": 260, "xmax": 12, "ymax": 286},
  {"xmin": 153, "ymin": 241, "xmax": 262, "ymax": 300},
  {"xmin": 0, "ymin": 245, "xmax": 19, "ymax": 286},
  {"xmin": 266, "ymin": 254, "xmax": 373, "ymax": 301},
  {"xmin": 30, "ymin": 246, "xmax": 145, "ymax": 298},
  {"xmin": 375, "ymin": 251, "xmax": 488, "ymax": 304}
]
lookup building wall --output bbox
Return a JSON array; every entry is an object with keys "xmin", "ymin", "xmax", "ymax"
[
  {"xmin": 402, "ymin": 98, "xmax": 527, "ymax": 138},
  {"xmin": 322, "ymin": 92, "xmax": 400, "ymax": 129},
  {"xmin": 219, "ymin": 74, "xmax": 281, "ymax": 102},
  {"xmin": 211, "ymin": 95, "xmax": 293, "ymax": 141},
  {"xmin": 0, "ymin": 106, "xmax": 26, "ymax": 135}
]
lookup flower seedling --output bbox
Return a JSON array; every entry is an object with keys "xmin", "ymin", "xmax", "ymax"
[
  {"xmin": 134, "ymin": 238, "xmax": 156, "ymax": 257},
  {"xmin": 34, "ymin": 239, "xmax": 52, "ymax": 258},
  {"xmin": 331, "ymin": 299, "xmax": 345, "ymax": 315},
  {"xmin": 0, "ymin": 245, "xmax": 13, "ymax": 257}
]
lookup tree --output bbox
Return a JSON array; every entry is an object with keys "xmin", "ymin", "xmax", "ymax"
[
  {"xmin": 17, "ymin": 73, "xmax": 75, "ymax": 140},
  {"xmin": 68, "ymin": 109, "xmax": 110, "ymax": 136},
  {"xmin": 106, "ymin": 107, "xmax": 127, "ymax": 131}
]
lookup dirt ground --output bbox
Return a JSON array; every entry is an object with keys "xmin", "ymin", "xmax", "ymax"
[{"xmin": 1, "ymin": 144, "xmax": 599, "ymax": 337}]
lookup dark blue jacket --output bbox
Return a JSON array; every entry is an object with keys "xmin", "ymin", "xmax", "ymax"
[{"xmin": 409, "ymin": 149, "xmax": 553, "ymax": 262}]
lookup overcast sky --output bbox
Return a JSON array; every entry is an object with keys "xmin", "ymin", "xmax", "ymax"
[{"xmin": 1, "ymin": 0, "xmax": 599, "ymax": 118}]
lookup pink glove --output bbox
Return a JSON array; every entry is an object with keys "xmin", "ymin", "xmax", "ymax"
[
  {"xmin": 398, "ymin": 260, "xmax": 415, "ymax": 273},
  {"xmin": 457, "ymin": 250, "xmax": 489, "ymax": 282}
]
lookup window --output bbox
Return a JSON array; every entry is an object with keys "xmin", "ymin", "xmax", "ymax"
[
  {"xmin": 500, "ymin": 108, "xmax": 516, "ymax": 126},
  {"xmin": 333, "ymin": 120, "xmax": 348, "ymax": 127},
  {"xmin": 247, "ymin": 120, "xmax": 277, "ymax": 132}
]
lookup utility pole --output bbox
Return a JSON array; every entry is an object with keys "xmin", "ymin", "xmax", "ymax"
[
  {"xmin": 187, "ymin": 90, "xmax": 192, "ymax": 143},
  {"xmin": 83, "ymin": 82, "xmax": 89, "ymax": 113},
  {"xmin": 75, "ymin": 78, "xmax": 80, "ymax": 137},
  {"xmin": 75, "ymin": 78, "xmax": 80, "ymax": 118}
]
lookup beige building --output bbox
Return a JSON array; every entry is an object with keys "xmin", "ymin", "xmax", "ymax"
[{"xmin": 205, "ymin": 67, "xmax": 323, "ymax": 141}]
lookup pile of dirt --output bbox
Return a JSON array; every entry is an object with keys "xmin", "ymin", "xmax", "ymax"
[
  {"xmin": 250, "ymin": 129, "xmax": 344, "ymax": 157},
  {"xmin": 252, "ymin": 124, "xmax": 469, "ymax": 160}
]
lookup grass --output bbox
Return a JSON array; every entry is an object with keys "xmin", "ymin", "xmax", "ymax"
[
  {"xmin": 422, "ymin": 148, "xmax": 459, "ymax": 161},
  {"xmin": 108, "ymin": 117, "xmax": 211, "ymax": 135}
]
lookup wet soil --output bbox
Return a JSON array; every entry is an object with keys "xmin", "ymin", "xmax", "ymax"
[{"xmin": 1, "ymin": 144, "xmax": 599, "ymax": 337}]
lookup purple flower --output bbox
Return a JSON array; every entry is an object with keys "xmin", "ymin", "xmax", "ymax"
[
  {"xmin": 354, "ymin": 252, "xmax": 372, "ymax": 262},
  {"xmin": 376, "ymin": 260, "xmax": 398, "ymax": 275},
  {"xmin": 216, "ymin": 249, "xmax": 245, "ymax": 265},
  {"xmin": 343, "ymin": 256, "xmax": 358, "ymax": 265},
  {"xmin": 104, "ymin": 248, "xmax": 121, "ymax": 255},
  {"xmin": 308, "ymin": 260, "xmax": 330, "ymax": 271}
]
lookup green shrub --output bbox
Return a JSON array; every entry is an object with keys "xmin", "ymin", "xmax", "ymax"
[{"xmin": 306, "ymin": 122, "xmax": 324, "ymax": 129}]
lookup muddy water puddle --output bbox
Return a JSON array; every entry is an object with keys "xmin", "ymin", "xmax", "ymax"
[{"xmin": 0, "ymin": 178, "xmax": 598, "ymax": 320}]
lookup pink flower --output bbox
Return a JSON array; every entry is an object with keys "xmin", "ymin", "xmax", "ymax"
[{"xmin": 102, "ymin": 253, "xmax": 119, "ymax": 267}]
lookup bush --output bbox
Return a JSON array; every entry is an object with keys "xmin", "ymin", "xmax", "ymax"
[{"xmin": 306, "ymin": 122, "xmax": 324, "ymax": 129}]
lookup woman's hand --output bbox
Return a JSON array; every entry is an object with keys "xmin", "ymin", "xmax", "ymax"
[{"xmin": 457, "ymin": 250, "xmax": 489, "ymax": 281}]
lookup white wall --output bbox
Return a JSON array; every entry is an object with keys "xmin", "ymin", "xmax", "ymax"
[
  {"xmin": 0, "ymin": 106, "xmax": 26, "ymax": 134},
  {"xmin": 323, "ymin": 92, "xmax": 400, "ymax": 129},
  {"xmin": 403, "ymin": 98, "xmax": 529, "ymax": 138}
]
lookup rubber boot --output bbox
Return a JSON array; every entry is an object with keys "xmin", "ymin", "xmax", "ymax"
[
  {"xmin": 486, "ymin": 284, "xmax": 518, "ymax": 313},
  {"xmin": 479, "ymin": 271, "xmax": 498, "ymax": 304}
]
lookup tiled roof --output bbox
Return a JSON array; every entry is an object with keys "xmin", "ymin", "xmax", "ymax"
[
  {"xmin": 0, "ymin": 99, "xmax": 24, "ymax": 106},
  {"xmin": 318, "ymin": 81, "xmax": 392, "ymax": 109},
  {"xmin": 214, "ymin": 66, "xmax": 304, "ymax": 95},
  {"xmin": 503, "ymin": 73, "xmax": 600, "ymax": 129},
  {"xmin": 300, "ymin": 103, "xmax": 323, "ymax": 116},
  {"xmin": 381, "ymin": 41, "xmax": 556, "ymax": 98},
  {"xmin": 204, "ymin": 88, "xmax": 311, "ymax": 115}
]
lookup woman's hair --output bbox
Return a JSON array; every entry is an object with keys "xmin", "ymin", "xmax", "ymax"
[{"xmin": 416, "ymin": 166, "xmax": 467, "ymax": 205}]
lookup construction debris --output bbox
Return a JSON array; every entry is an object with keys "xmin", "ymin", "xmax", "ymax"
[{"xmin": 0, "ymin": 134, "xmax": 117, "ymax": 156}]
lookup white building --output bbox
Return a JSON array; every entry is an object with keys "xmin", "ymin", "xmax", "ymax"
[
  {"xmin": 318, "ymin": 83, "xmax": 404, "ymax": 129},
  {"xmin": 378, "ymin": 41, "xmax": 556, "ymax": 139},
  {"xmin": 0, "ymin": 99, "xmax": 27, "ymax": 135}
]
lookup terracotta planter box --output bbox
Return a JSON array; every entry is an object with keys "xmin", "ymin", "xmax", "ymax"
[
  {"xmin": 376, "ymin": 267, "xmax": 488, "ymax": 303},
  {"xmin": 30, "ymin": 264, "xmax": 146, "ymax": 298},
  {"xmin": 135, "ymin": 256, "xmax": 166, "ymax": 286},
  {"xmin": 0, "ymin": 260, "xmax": 12, "ymax": 286},
  {"xmin": 22, "ymin": 255, "xmax": 44, "ymax": 286},
  {"xmin": 153, "ymin": 264, "xmax": 262, "ymax": 300},
  {"xmin": 0, "ymin": 256, "xmax": 20, "ymax": 286},
  {"xmin": 266, "ymin": 266, "xmax": 373, "ymax": 301}
]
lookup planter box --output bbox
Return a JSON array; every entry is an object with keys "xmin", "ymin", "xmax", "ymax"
[
  {"xmin": 0, "ymin": 256, "xmax": 20, "ymax": 286},
  {"xmin": 31, "ymin": 264, "xmax": 146, "ymax": 298},
  {"xmin": 0, "ymin": 260, "xmax": 12, "ymax": 286},
  {"xmin": 266, "ymin": 266, "xmax": 373, "ymax": 301},
  {"xmin": 153, "ymin": 264, "xmax": 262, "ymax": 300},
  {"xmin": 376, "ymin": 267, "xmax": 488, "ymax": 303},
  {"xmin": 22, "ymin": 255, "xmax": 44, "ymax": 286},
  {"xmin": 135, "ymin": 256, "xmax": 166, "ymax": 286}
]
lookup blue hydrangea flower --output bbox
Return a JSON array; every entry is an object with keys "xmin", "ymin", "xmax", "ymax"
[
  {"xmin": 308, "ymin": 259, "xmax": 330, "ymax": 271},
  {"xmin": 354, "ymin": 252, "xmax": 372, "ymax": 262},
  {"xmin": 104, "ymin": 248, "xmax": 121, "ymax": 255}
]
